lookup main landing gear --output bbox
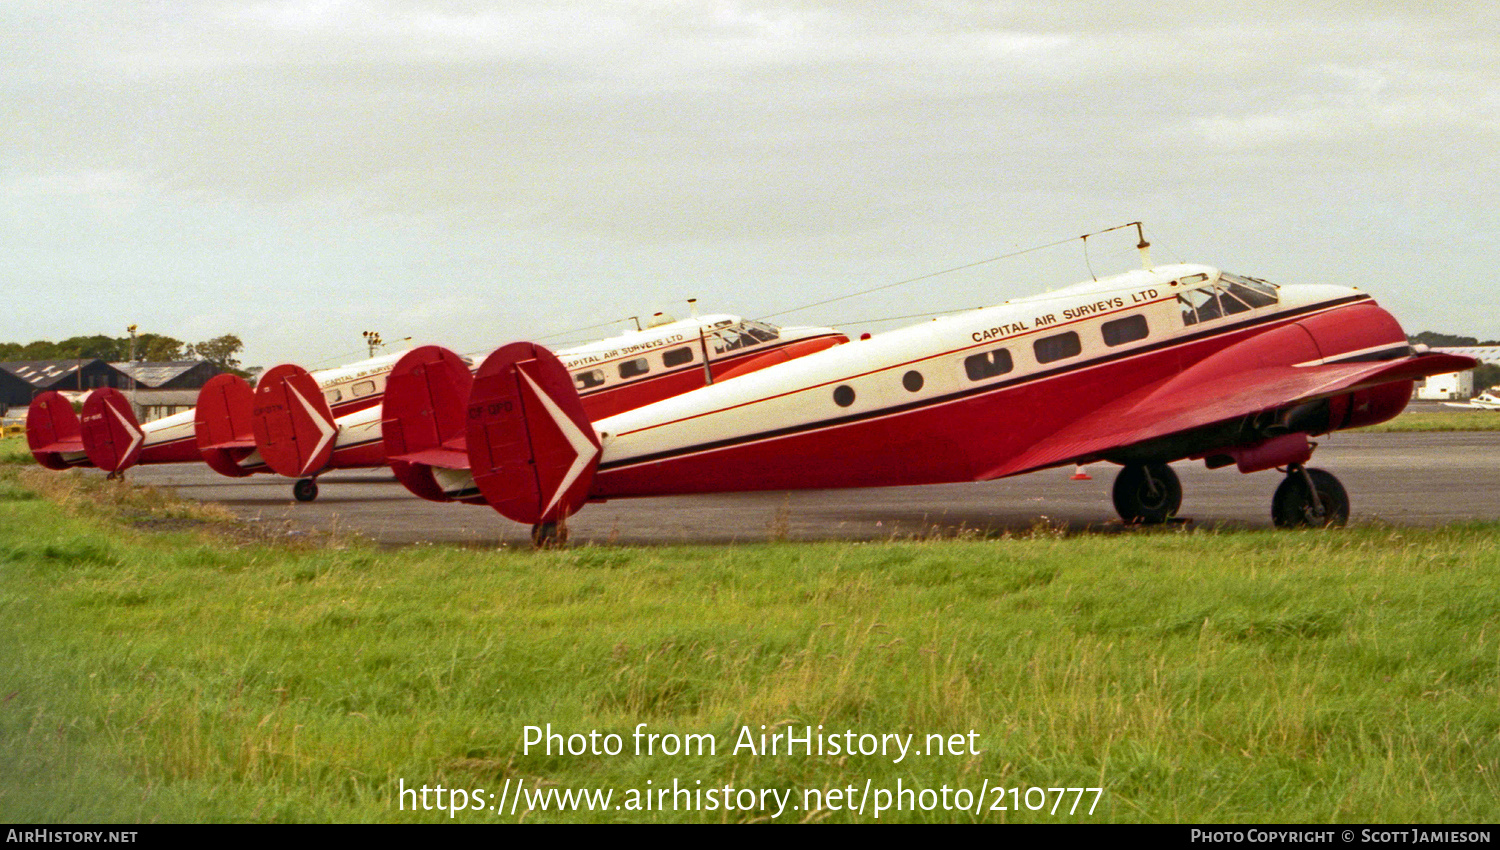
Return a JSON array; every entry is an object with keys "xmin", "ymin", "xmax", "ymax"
[
  {"xmin": 293, "ymin": 478, "xmax": 319, "ymax": 503},
  {"xmin": 1109, "ymin": 461, "xmax": 1349, "ymax": 529},
  {"xmin": 1271, "ymin": 464, "xmax": 1349, "ymax": 529},
  {"xmin": 1112, "ymin": 462, "xmax": 1182, "ymax": 524}
]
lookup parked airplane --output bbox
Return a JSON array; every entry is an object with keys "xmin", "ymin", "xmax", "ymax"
[
  {"xmin": 253, "ymin": 313, "xmax": 846, "ymax": 502},
  {"xmin": 28, "ymin": 352, "xmax": 410, "ymax": 499},
  {"xmin": 458, "ymin": 264, "xmax": 1477, "ymax": 543},
  {"xmin": 1442, "ymin": 390, "xmax": 1500, "ymax": 411}
]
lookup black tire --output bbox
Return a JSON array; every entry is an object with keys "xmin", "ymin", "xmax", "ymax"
[
  {"xmin": 1112, "ymin": 463, "xmax": 1182, "ymax": 524},
  {"xmin": 530, "ymin": 521, "xmax": 567, "ymax": 548},
  {"xmin": 1272, "ymin": 467, "xmax": 1349, "ymax": 529},
  {"xmin": 293, "ymin": 478, "xmax": 319, "ymax": 503}
]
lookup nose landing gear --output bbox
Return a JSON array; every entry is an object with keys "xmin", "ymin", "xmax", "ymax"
[{"xmin": 1272, "ymin": 465, "xmax": 1348, "ymax": 528}]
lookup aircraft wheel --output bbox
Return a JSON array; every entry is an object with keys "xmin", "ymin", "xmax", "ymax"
[
  {"xmin": 293, "ymin": 478, "xmax": 319, "ymax": 503},
  {"xmin": 530, "ymin": 521, "xmax": 568, "ymax": 549},
  {"xmin": 1272, "ymin": 466, "xmax": 1348, "ymax": 529},
  {"xmin": 1112, "ymin": 462, "xmax": 1182, "ymax": 524}
]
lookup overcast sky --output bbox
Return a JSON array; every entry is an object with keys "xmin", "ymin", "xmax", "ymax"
[{"xmin": 3, "ymin": 1, "xmax": 1496, "ymax": 369}]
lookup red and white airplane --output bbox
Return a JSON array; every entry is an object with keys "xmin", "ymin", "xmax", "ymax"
[
  {"xmin": 247, "ymin": 350, "xmax": 416, "ymax": 500},
  {"xmin": 456, "ymin": 263, "xmax": 1477, "ymax": 542},
  {"xmin": 252, "ymin": 313, "xmax": 846, "ymax": 502},
  {"xmin": 24, "ymin": 351, "xmax": 411, "ymax": 500}
]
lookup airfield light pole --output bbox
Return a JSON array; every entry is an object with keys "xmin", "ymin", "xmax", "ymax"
[
  {"xmin": 362, "ymin": 331, "xmax": 382, "ymax": 359},
  {"xmin": 126, "ymin": 324, "xmax": 138, "ymax": 418}
]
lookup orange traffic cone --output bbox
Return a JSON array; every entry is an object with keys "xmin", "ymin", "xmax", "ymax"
[{"xmin": 1070, "ymin": 465, "xmax": 1092, "ymax": 481}]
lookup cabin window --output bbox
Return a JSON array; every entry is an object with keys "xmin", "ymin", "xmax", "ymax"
[
  {"xmin": 1101, "ymin": 314, "xmax": 1149, "ymax": 347},
  {"xmin": 574, "ymin": 369, "xmax": 605, "ymax": 390},
  {"xmin": 1034, "ymin": 331, "xmax": 1081, "ymax": 364},
  {"xmin": 662, "ymin": 347, "xmax": 694, "ymax": 368},
  {"xmin": 324, "ymin": 389, "xmax": 343, "ymax": 404},
  {"xmin": 902, "ymin": 370, "xmax": 924, "ymax": 392},
  {"xmin": 351, "ymin": 380, "xmax": 377, "ymax": 398},
  {"xmin": 618, "ymin": 358, "xmax": 650, "ymax": 379},
  {"xmin": 964, "ymin": 349, "xmax": 1014, "ymax": 381},
  {"xmin": 833, "ymin": 385, "xmax": 856, "ymax": 407}
]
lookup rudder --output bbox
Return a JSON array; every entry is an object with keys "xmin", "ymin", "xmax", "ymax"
[
  {"xmin": 253, "ymin": 364, "xmax": 337, "ymax": 478},
  {"xmin": 465, "ymin": 342, "xmax": 601, "ymax": 525},
  {"xmin": 383, "ymin": 345, "xmax": 474, "ymax": 502},
  {"xmin": 25, "ymin": 391, "xmax": 90, "ymax": 470},
  {"xmin": 195, "ymin": 373, "xmax": 260, "ymax": 478},
  {"xmin": 79, "ymin": 388, "xmax": 144, "ymax": 473}
]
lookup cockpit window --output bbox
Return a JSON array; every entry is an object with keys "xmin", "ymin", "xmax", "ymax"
[
  {"xmin": 742, "ymin": 320, "xmax": 780, "ymax": 342},
  {"xmin": 1220, "ymin": 272, "xmax": 1280, "ymax": 308},
  {"xmin": 1177, "ymin": 273, "xmax": 1279, "ymax": 326},
  {"xmin": 711, "ymin": 328, "xmax": 751, "ymax": 353},
  {"xmin": 1178, "ymin": 287, "xmax": 1221, "ymax": 325}
]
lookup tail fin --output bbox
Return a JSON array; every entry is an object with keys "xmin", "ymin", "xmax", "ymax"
[
  {"xmin": 25, "ymin": 391, "xmax": 91, "ymax": 470},
  {"xmin": 466, "ymin": 342, "xmax": 601, "ymax": 524},
  {"xmin": 79, "ymin": 388, "xmax": 144, "ymax": 473},
  {"xmin": 194, "ymin": 373, "xmax": 260, "ymax": 478},
  {"xmin": 252, "ymin": 364, "xmax": 337, "ymax": 478},
  {"xmin": 382, "ymin": 345, "xmax": 474, "ymax": 502}
]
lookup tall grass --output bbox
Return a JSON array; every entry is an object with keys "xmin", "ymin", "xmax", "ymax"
[{"xmin": 2, "ymin": 454, "xmax": 1498, "ymax": 822}]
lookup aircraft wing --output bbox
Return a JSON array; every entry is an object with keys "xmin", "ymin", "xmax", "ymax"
[{"xmin": 980, "ymin": 352, "xmax": 1477, "ymax": 480}]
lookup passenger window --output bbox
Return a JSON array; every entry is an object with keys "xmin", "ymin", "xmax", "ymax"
[
  {"xmin": 1034, "ymin": 331, "xmax": 1082, "ymax": 364},
  {"xmin": 351, "ymin": 380, "xmax": 377, "ymax": 398},
  {"xmin": 662, "ymin": 347, "xmax": 694, "ymax": 368},
  {"xmin": 618, "ymin": 358, "xmax": 650, "ymax": 379},
  {"xmin": 964, "ymin": 349, "xmax": 1014, "ymax": 381},
  {"xmin": 324, "ymin": 389, "xmax": 342, "ymax": 404},
  {"xmin": 574, "ymin": 369, "xmax": 605, "ymax": 390},
  {"xmin": 1101, "ymin": 315, "xmax": 1149, "ymax": 347}
]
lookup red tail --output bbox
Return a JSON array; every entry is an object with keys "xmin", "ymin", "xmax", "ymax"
[
  {"xmin": 252, "ymin": 364, "xmax": 337, "ymax": 478},
  {"xmin": 79, "ymin": 388, "xmax": 144, "ymax": 473},
  {"xmin": 25, "ymin": 391, "xmax": 90, "ymax": 470},
  {"xmin": 383, "ymin": 345, "xmax": 475, "ymax": 502},
  {"xmin": 466, "ymin": 343, "xmax": 601, "ymax": 524},
  {"xmin": 194, "ymin": 373, "xmax": 260, "ymax": 478}
]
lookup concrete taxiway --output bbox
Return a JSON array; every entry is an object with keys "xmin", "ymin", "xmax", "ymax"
[{"xmin": 120, "ymin": 430, "xmax": 1499, "ymax": 546}]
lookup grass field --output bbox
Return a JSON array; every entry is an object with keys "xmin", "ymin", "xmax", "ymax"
[
  {"xmin": 1356, "ymin": 407, "xmax": 1500, "ymax": 433},
  {"xmin": 2, "ymin": 438, "xmax": 1498, "ymax": 823}
]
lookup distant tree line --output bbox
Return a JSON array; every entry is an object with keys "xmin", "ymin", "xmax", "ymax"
[
  {"xmin": 1407, "ymin": 331, "xmax": 1500, "ymax": 391},
  {"xmin": 0, "ymin": 333, "xmax": 248, "ymax": 378},
  {"xmin": 1408, "ymin": 331, "xmax": 1500, "ymax": 348}
]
